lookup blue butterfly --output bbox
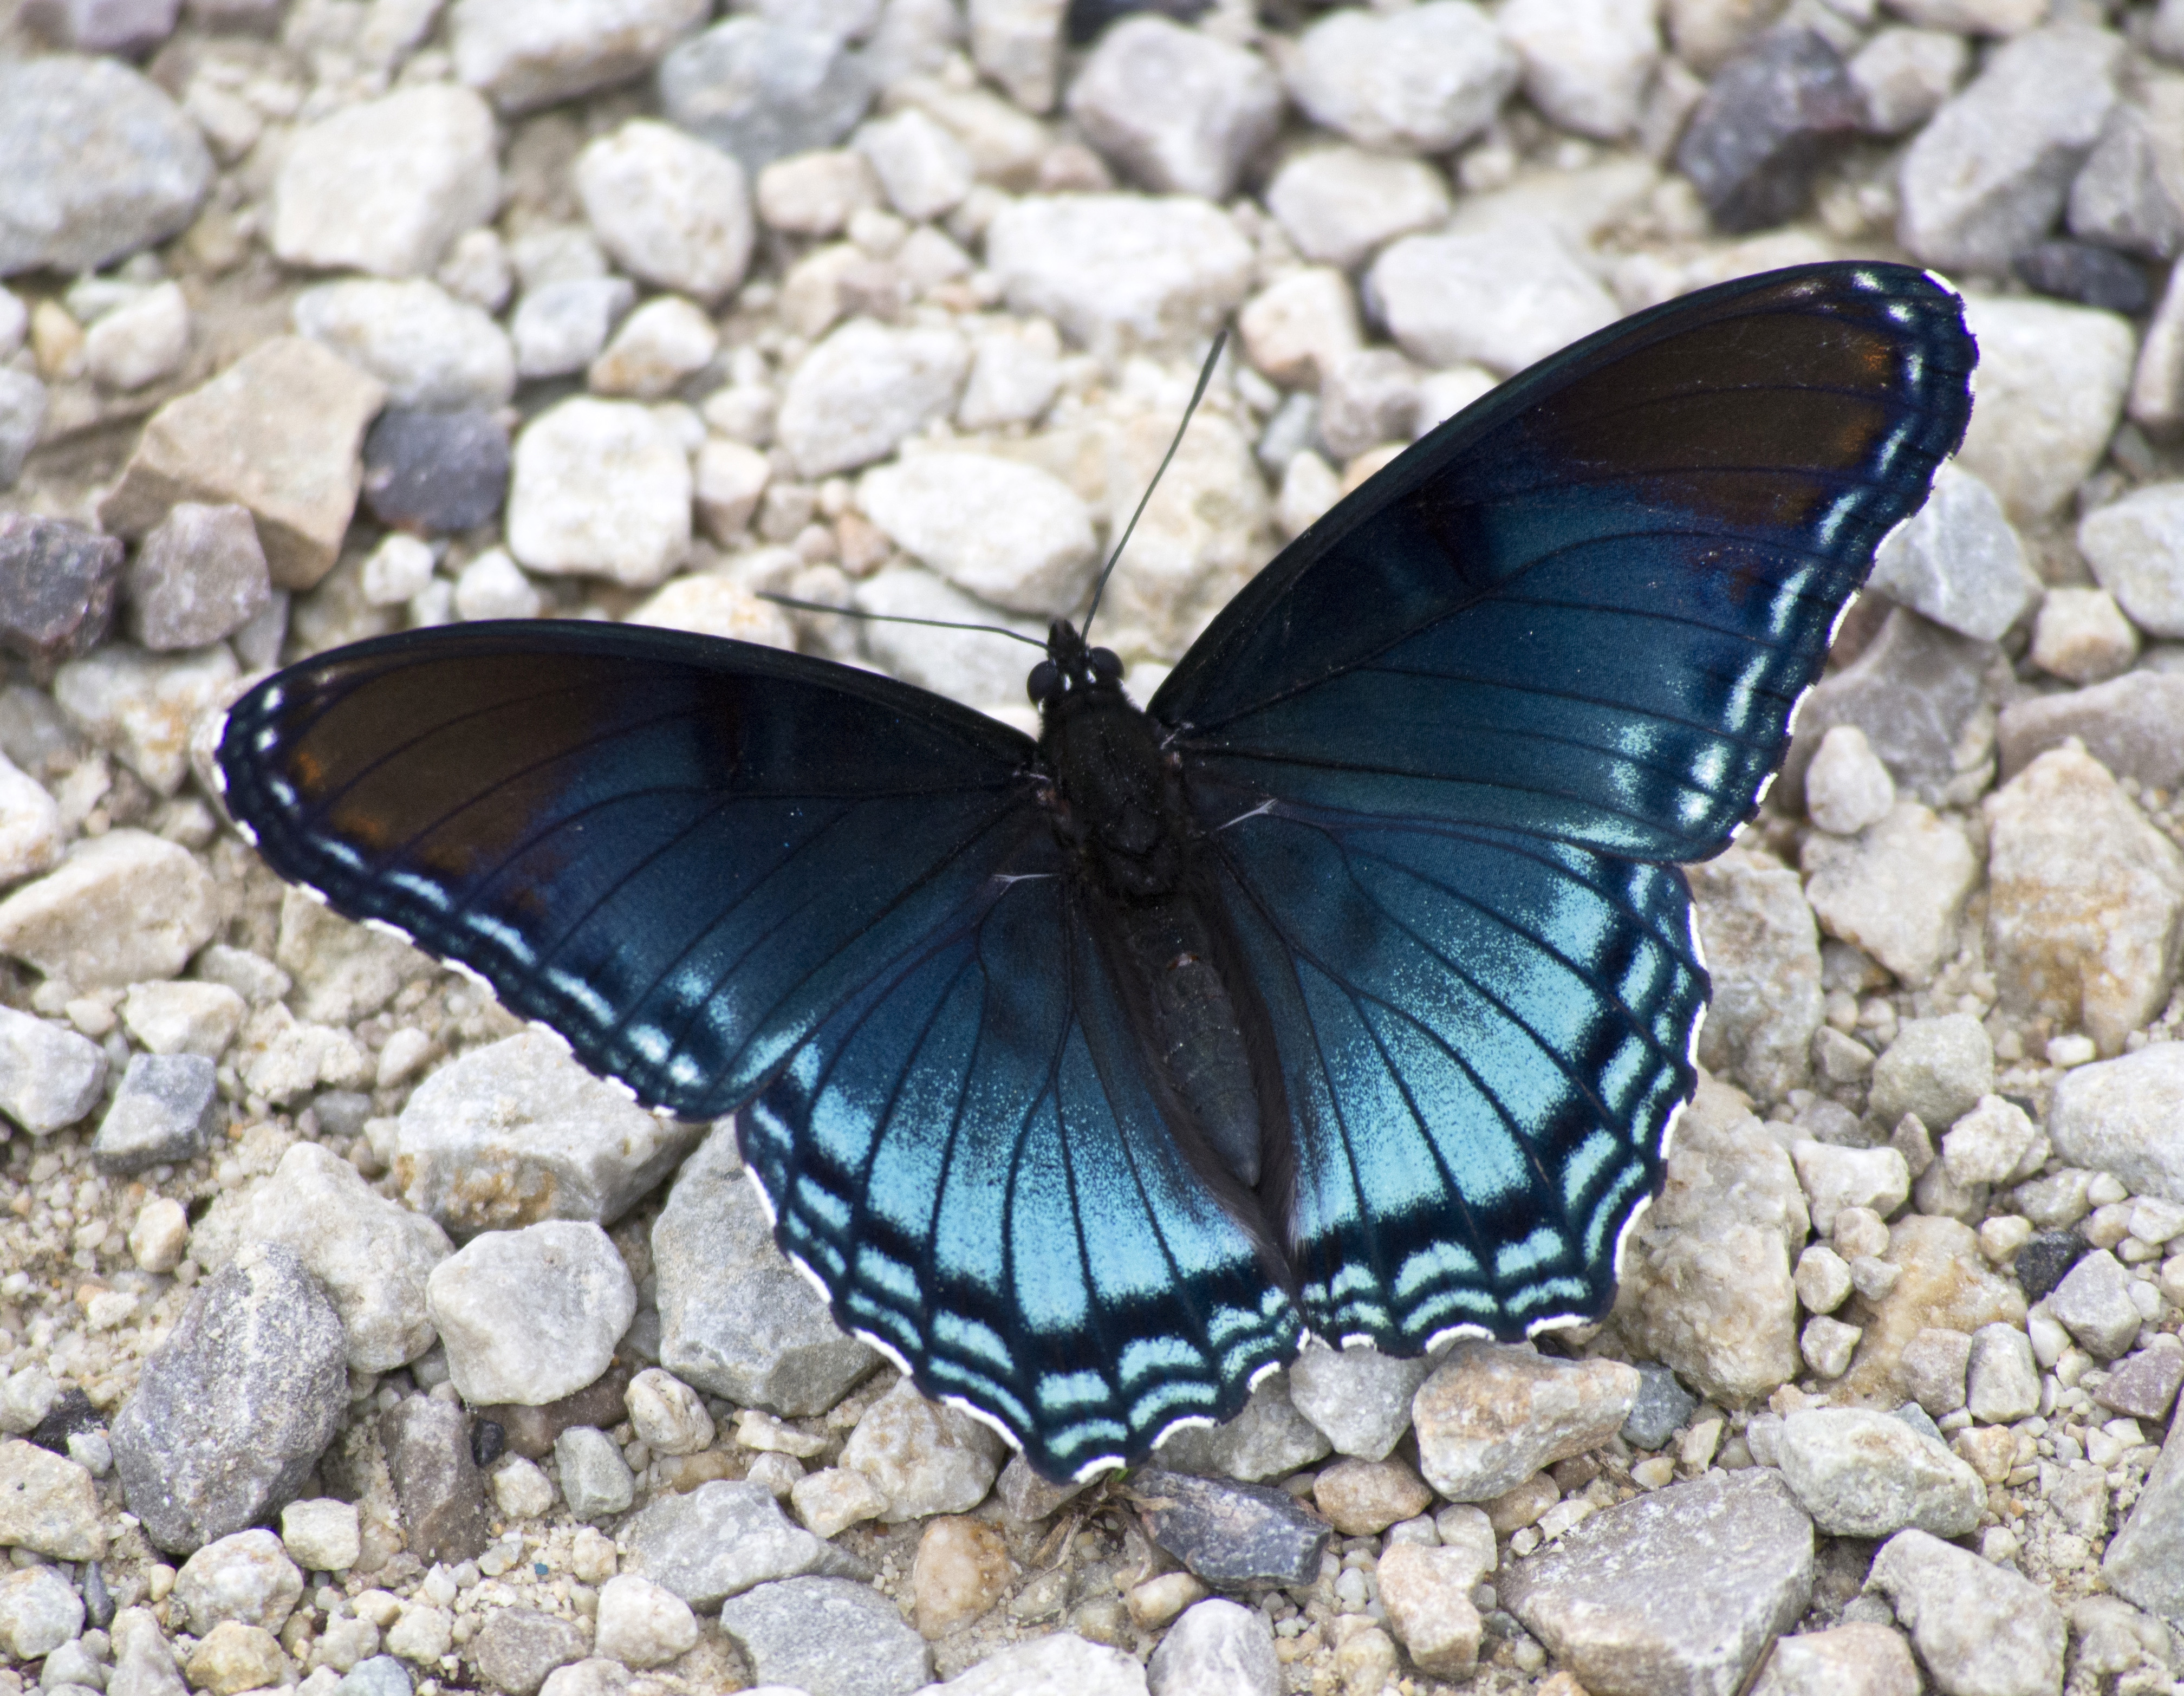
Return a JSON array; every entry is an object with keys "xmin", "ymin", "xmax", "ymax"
[{"xmin": 216, "ymin": 262, "xmax": 1974, "ymax": 1481}]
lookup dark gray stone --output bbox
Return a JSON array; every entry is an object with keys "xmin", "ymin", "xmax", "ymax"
[
  {"xmin": 1502, "ymin": 1470, "xmax": 1814, "ymax": 1696},
  {"xmin": 110, "ymin": 1241, "xmax": 347, "ymax": 1555},
  {"xmin": 21, "ymin": 0, "xmax": 179, "ymax": 54},
  {"xmin": 620, "ymin": 1479, "xmax": 851, "ymax": 1608},
  {"xmin": 81, "ymin": 1562, "xmax": 112, "ymax": 1631},
  {"xmin": 0, "ymin": 515, "xmax": 124, "ymax": 671},
  {"xmin": 29, "ymin": 1388, "xmax": 101, "ymax": 1456},
  {"xmin": 654, "ymin": 1124, "xmax": 874, "ymax": 1415},
  {"xmin": 361, "ymin": 409, "xmax": 510, "ymax": 536},
  {"xmin": 91, "ymin": 1052, "xmax": 218, "ymax": 1175},
  {"xmin": 659, "ymin": 18, "xmax": 872, "ymax": 174},
  {"xmin": 474, "ymin": 1361, "xmax": 632, "ymax": 1461},
  {"xmin": 2016, "ymin": 1230, "xmax": 2088, "ymax": 1304},
  {"xmin": 380, "ymin": 1396, "xmax": 491, "ymax": 1565},
  {"xmin": 1675, "ymin": 29, "xmax": 1861, "ymax": 233},
  {"xmin": 1997, "ymin": 669, "xmax": 2184, "ymax": 793},
  {"xmin": 2015, "ymin": 239, "xmax": 2149, "ymax": 313},
  {"xmin": 469, "ymin": 1608, "xmax": 587, "ymax": 1696},
  {"xmin": 714, "ymin": 1576, "xmax": 929, "ymax": 1696},
  {"xmin": 1134, "ymin": 1468, "xmax": 1331, "ymax": 1589},
  {"xmin": 125, "ymin": 503, "xmax": 271, "ymax": 652},
  {"xmin": 1621, "ymin": 1362, "xmax": 1698, "ymax": 1452},
  {"xmin": 0, "ymin": 56, "xmax": 212, "ymax": 276},
  {"xmin": 2097, "ymin": 1346, "xmax": 2184, "ymax": 1424},
  {"xmin": 1783, "ymin": 607, "xmax": 1996, "ymax": 809}
]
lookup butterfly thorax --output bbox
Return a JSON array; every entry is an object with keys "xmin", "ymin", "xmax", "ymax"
[{"xmin": 1033, "ymin": 623, "xmax": 1278, "ymax": 1199}]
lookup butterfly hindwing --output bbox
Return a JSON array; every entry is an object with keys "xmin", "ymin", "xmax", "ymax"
[
  {"xmin": 1153, "ymin": 262, "xmax": 1978, "ymax": 863},
  {"xmin": 742, "ymin": 864, "xmax": 1299, "ymax": 1479},
  {"xmin": 216, "ymin": 621, "xmax": 1045, "ymax": 1118},
  {"xmin": 1196, "ymin": 782, "xmax": 1706, "ymax": 1346}
]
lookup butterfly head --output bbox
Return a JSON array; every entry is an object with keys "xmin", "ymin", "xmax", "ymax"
[{"xmin": 1027, "ymin": 619, "xmax": 1124, "ymax": 711}]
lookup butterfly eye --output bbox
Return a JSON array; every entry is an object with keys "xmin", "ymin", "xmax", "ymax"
[
  {"xmin": 1088, "ymin": 647, "xmax": 1123, "ymax": 682},
  {"xmin": 1027, "ymin": 660, "xmax": 1061, "ymax": 706}
]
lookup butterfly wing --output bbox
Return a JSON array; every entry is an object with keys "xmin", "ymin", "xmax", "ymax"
[
  {"xmin": 1196, "ymin": 784, "xmax": 1705, "ymax": 1348},
  {"xmin": 1152, "ymin": 261, "xmax": 1977, "ymax": 862},
  {"xmin": 214, "ymin": 620, "xmax": 1048, "ymax": 1118},
  {"xmin": 1153, "ymin": 261, "xmax": 1974, "ymax": 1345},
  {"xmin": 743, "ymin": 865, "xmax": 1298, "ymax": 1479},
  {"xmin": 217, "ymin": 620, "xmax": 1294, "ymax": 1473}
]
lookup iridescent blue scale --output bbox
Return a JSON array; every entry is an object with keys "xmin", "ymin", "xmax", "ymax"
[{"xmin": 216, "ymin": 262, "xmax": 1975, "ymax": 1480}]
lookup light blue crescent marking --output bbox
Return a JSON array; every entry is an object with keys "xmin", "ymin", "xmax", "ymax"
[
  {"xmin": 1494, "ymin": 1226, "xmax": 1564, "ymax": 1282},
  {"xmin": 1035, "ymin": 1369, "xmax": 1114, "ymax": 1413}
]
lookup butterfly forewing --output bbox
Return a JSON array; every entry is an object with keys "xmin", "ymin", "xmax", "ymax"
[{"xmin": 1153, "ymin": 262, "xmax": 1976, "ymax": 864}]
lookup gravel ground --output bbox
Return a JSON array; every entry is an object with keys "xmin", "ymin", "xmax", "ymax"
[{"xmin": 4, "ymin": 0, "xmax": 2184, "ymax": 1693}]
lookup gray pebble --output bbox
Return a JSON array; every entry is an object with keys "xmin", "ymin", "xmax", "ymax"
[
  {"xmin": 1502, "ymin": 1471, "xmax": 1813, "ymax": 1696},
  {"xmin": 123, "ymin": 503, "xmax": 271, "ymax": 653},
  {"xmin": 1675, "ymin": 29, "xmax": 1860, "ymax": 233},
  {"xmin": 659, "ymin": 17, "xmax": 873, "ymax": 173},
  {"xmin": 90, "ymin": 1052, "xmax": 218, "ymax": 1174},
  {"xmin": 1869, "ymin": 1528, "xmax": 2064, "ymax": 1695},
  {"xmin": 1775, "ymin": 1407, "xmax": 1982, "ymax": 1538},
  {"xmin": 110, "ymin": 1242, "xmax": 348, "ymax": 1555},
  {"xmin": 2050, "ymin": 1249, "xmax": 2144, "ymax": 1360},
  {"xmin": 654, "ymin": 1124, "xmax": 874, "ymax": 1416},
  {"xmin": 1285, "ymin": 1341, "xmax": 1429, "ymax": 1463},
  {"xmin": 1151, "ymin": 1370, "xmax": 1329, "ymax": 1484},
  {"xmin": 1899, "ymin": 24, "xmax": 2121, "ymax": 276},
  {"xmin": 1067, "ymin": 16, "xmax": 1282, "ymax": 201},
  {"xmin": 2016, "ymin": 238, "xmax": 2150, "ymax": 313},
  {"xmin": 1998, "ymin": 670, "xmax": 2184, "ymax": 795},
  {"xmin": 469, "ymin": 1609, "xmax": 587, "ymax": 1696},
  {"xmin": 450, "ymin": 0, "xmax": 711, "ymax": 114},
  {"xmin": 0, "ymin": 56, "xmax": 210, "ymax": 275},
  {"xmin": 552, "ymin": 1426, "xmax": 634, "ymax": 1522},
  {"xmin": 1619, "ymin": 1362, "xmax": 1698, "ymax": 1452},
  {"xmin": 620, "ymin": 1479, "xmax": 851, "ymax": 1608},
  {"xmin": 20, "ymin": 0, "xmax": 180, "ymax": 54},
  {"xmin": 0, "ymin": 1006, "xmax": 108, "ymax": 1136},
  {"xmin": 714, "ymin": 1575, "xmax": 930, "ymax": 1696},
  {"xmin": 1146, "ymin": 1597, "xmax": 1277, "ymax": 1696},
  {"xmin": 336, "ymin": 1656, "xmax": 412, "ymax": 1696},
  {"xmin": 0, "ymin": 369, "xmax": 47, "ymax": 494},
  {"xmin": 1866, "ymin": 463, "xmax": 2035, "ymax": 644},
  {"xmin": 361, "ymin": 410, "xmax": 510, "ymax": 536},
  {"xmin": 1783, "ymin": 607, "xmax": 1994, "ymax": 810},
  {"xmin": 0, "ymin": 515, "xmax": 124, "ymax": 670}
]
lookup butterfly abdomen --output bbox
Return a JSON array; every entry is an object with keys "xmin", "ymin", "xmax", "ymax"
[{"xmin": 1043, "ymin": 679, "xmax": 1292, "ymax": 1243}]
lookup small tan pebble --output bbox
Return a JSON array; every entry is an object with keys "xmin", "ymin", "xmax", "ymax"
[
  {"xmin": 1334, "ymin": 1623, "xmax": 1399, "ymax": 1694},
  {"xmin": 1123, "ymin": 1570, "xmax": 1205, "ymax": 1629},
  {"xmin": 1483, "ymin": 1472, "xmax": 1559, "ymax": 1534},
  {"xmin": 1534, "ymin": 1674, "xmax": 1590, "ymax": 1696},
  {"xmin": 1632, "ymin": 1455, "xmax": 1676, "ymax": 1490},
  {"xmin": 570, "ymin": 1526, "xmax": 618, "ymax": 1583},
  {"xmin": 129, "ymin": 1196, "xmax": 188, "ymax": 1273},
  {"xmin": 1312, "ymin": 1456, "xmax": 1433, "ymax": 1535},
  {"xmin": 624, "ymin": 1368, "xmax": 713, "ymax": 1457},
  {"xmin": 911, "ymin": 1514, "xmax": 1012, "ymax": 1639},
  {"xmin": 791, "ymin": 1465, "xmax": 888, "ymax": 1538},
  {"xmin": 185, "ymin": 1621, "xmax": 288, "ymax": 1695}
]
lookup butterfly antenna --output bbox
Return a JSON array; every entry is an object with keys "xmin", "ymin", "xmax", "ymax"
[
  {"xmin": 1081, "ymin": 329, "xmax": 1228, "ymax": 638},
  {"xmin": 757, "ymin": 591, "xmax": 1048, "ymax": 648}
]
